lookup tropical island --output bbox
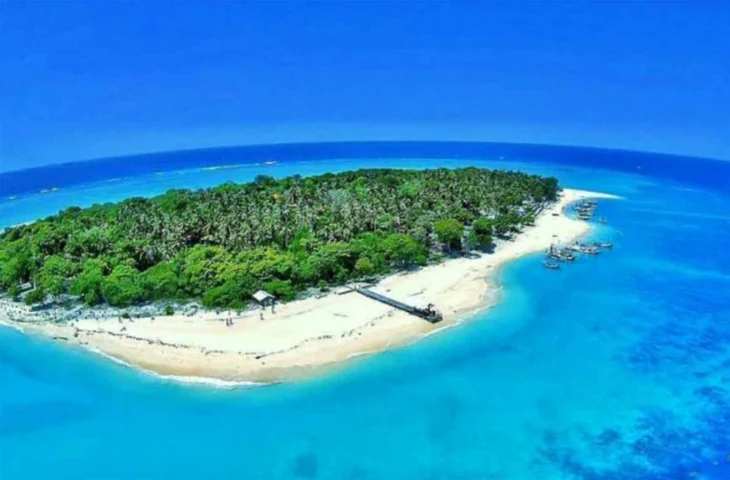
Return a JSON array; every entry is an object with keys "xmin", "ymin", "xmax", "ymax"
[
  {"xmin": 0, "ymin": 168, "xmax": 557, "ymax": 308},
  {"xmin": 0, "ymin": 168, "xmax": 618, "ymax": 383}
]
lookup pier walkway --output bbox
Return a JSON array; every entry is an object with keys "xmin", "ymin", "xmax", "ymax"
[{"xmin": 354, "ymin": 287, "xmax": 443, "ymax": 323}]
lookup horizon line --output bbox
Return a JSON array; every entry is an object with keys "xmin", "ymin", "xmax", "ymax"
[{"xmin": 2, "ymin": 139, "xmax": 728, "ymax": 176}]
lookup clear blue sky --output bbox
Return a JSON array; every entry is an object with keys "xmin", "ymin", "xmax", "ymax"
[{"xmin": 1, "ymin": 1, "xmax": 728, "ymax": 171}]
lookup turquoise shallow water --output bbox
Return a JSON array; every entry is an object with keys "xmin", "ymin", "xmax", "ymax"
[{"xmin": 1, "ymin": 145, "xmax": 729, "ymax": 479}]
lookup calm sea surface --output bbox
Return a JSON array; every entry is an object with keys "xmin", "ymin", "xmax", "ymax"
[{"xmin": 1, "ymin": 143, "xmax": 729, "ymax": 479}]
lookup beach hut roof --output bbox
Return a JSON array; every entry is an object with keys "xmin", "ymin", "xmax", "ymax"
[{"xmin": 253, "ymin": 290, "xmax": 274, "ymax": 303}]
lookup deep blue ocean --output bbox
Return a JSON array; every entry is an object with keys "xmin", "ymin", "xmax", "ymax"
[{"xmin": 1, "ymin": 142, "xmax": 729, "ymax": 480}]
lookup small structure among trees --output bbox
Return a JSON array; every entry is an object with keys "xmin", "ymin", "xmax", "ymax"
[{"xmin": 252, "ymin": 290, "xmax": 275, "ymax": 308}]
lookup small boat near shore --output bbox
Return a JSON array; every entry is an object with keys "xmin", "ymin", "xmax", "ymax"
[
  {"xmin": 580, "ymin": 244, "xmax": 600, "ymax": 254},
  {"xmin": 574, "ymin": 200, "xmax": 598, "ymax": 221},
  {"xmin": 547, "ymin": 245, "xmax": 576, "ymax": 262},
  {"xmin": 559, "ymin": 250, "xmax": 577, "ymax": 261},
  {"xmin": 543, "ymin": 260, "xmax": 560, "ymax": 270},
  {"xmin": 566, "ymin": 242, "xmax": 600, "ymax": 254}
]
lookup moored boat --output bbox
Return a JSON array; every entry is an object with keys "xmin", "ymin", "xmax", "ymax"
[
  {"xmin": 543, "ymin": 260, "xmax": 560, "ymax": 270},
  {"xmin": 566, "ymin": 243, "xmax": 583, "ymax": 252},
  {"xmin": 579, "ymin": 244, "xmax": 600, "ymax": 254},
  {"xmin": 558, "ymin": 249, "xmax": 576, "ymax": 261}
]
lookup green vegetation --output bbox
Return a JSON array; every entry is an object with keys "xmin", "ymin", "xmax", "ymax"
[
  {"xmin": 434, "ymin": 218, "xmax": 464, "ymax": 251},
  {"xmin": 0, "ymin": 168, "xmax": 558, "ymax": 309},
  {"xmin": 470, "ymin": 217, "xmax": 495, "ymax": 250}
]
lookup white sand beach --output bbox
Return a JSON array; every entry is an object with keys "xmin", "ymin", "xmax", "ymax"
[{"xmin": 1, "ymin": 189, "xmax": 620, "ymax": 383}]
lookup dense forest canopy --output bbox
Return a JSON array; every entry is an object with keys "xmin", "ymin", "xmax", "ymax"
[{"xmin": 0, "ymin": 168, "xmax": 559, "ymax": 309}]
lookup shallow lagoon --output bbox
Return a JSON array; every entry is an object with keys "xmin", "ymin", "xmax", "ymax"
[{"xmin": 1, "ymin": 143, "xmax": 729, "ymax": 479}]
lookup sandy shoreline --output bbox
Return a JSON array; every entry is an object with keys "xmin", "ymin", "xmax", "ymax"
[{"xmin": 1, "ymin": 189, "xmax": 620, "ymax": 384}]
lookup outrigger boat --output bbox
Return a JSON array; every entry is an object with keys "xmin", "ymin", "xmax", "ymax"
[
  {"xmin": 543, "ymin": 260, "xmax": 560, "ymax": 270},
  {"xmin": 579, "ymin": 243, "xmax": 600, "ymax": 254},
  {"xmin": 594, "ymin": 241, "xmax": 613, "ymax": 249},
  {"xmin": 547, "ymin": 245, "xmax": 577, "ymax": 262},
  {"xmin": 566, "ymin": 242, "xmax": 600, "ymax": 254},
  {"xmin": 559, "ymin": 249, "xmax": 577, "ymax": 261},
  {"xmin": 565, "ymin": 243, "xmax": 583, "ymax": 252}
]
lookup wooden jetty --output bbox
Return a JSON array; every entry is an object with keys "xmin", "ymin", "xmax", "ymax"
[{"xmin": 354, "ymin": 287, "xmax": 443, "ymax": 323}]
